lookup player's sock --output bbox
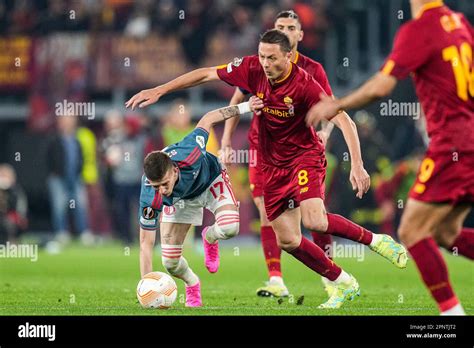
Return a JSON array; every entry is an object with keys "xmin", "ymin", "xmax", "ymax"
[
  {"xmin": 204, "ymin": 225, "xmax": 219, "ymax": 244},
  {"xmin": 325, "ymin": 213, "xmax": 373, "ymax": 245},
  {"xmin": 311, "ymin": 232, "xmax": 333, "ymax": 259},
  {"xmin": 205, "ymin": 210, "xmax": 240, "ymax": 244},
  {"xmin": 162, "ymin": 245, "xmax": 199, "ymax": 286},
  {"xmin": 269, "ymin": 276, "xmax": 285, "ymax": 286},
  {"xmin": 331, "ymin": 269, "xmax": 352, "ymax": 284},
  {"xmin": 261, "ymin": 225, "xmax": 282, "ymax": 277},
  {"xmin": 441, "ymin": 303, "xmax": 465, "ymax": 316},
  {"xmin": 408, "ymin": 238, "xmax": 460, "ymax": 313},
  {"xmin": 288, "ymin": 236, "xmax": 342, "ymax": 281},
  {"xmin": 448, "ymin": 227, "xmax": 474, "ymax": 260}
]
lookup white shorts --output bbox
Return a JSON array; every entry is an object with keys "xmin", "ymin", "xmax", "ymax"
[{"xmin": 160, "ymin": 170, "xmax": 238, "ymax": 226}]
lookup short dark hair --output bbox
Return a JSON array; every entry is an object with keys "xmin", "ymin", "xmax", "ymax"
[
  {"xmin": 143, "ymin": 151, "xmax": 174, "ymax": 182},
  {"xmin": 259, "ymin": 29, "xmax": 292, "ymax": 53},
  {"xmin": 275, "ymin": 10, "xmax": 300, "ymax": 24}
]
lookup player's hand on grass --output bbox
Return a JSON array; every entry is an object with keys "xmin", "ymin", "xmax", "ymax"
[
  {"xmin": 249, "ymin": 95, "xmax": 264, "ymax": 115},
  {"xmin": 125, "ymin": 87, "xmax": 163, "ymax": 110},
  {"xmin": 306, "ymin": 94, "xmax": 341, "ymax": 127},
  {"xmin": 350, "ymin": 164, "xmax": 370, "ymax": 199}
]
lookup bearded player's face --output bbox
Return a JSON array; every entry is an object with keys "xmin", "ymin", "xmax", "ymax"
[
  {"xmin": 258, "ymin": 42, "xmax": 292, "ymax": 81},
  {"xmin": 274, "ymin": 17, "xmax": 303, "ymax": 50}
]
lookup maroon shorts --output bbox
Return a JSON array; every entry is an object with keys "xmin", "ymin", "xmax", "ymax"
[
  {"xmin": 409, "ymin": 149, "xmax": 474, "ymax": 204},
  {"xmin": 262, "ymin": 156, "xmax": 327, "ymax": 221},
  {"xmin": 248, "ymin": 146, "xmax": 264, "ymax": 198}
]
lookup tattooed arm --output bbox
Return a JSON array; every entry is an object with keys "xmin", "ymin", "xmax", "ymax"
[{"xmin": 196, "ymin": 99, "xmax": 256, "ymax": 133}]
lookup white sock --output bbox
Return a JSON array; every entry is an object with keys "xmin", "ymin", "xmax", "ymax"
[
  {"xmin": 369, "ymin": 233, "xmax": 383, "ymax": 247},
  {"xmin": 269, "ymin": 276, "xmax": 284, "ymax": 286},
  {"xmin": 205, "ymin": 211, "xmax": 240, "ymax": 244},
  {"xmin": 204, "ymin": 225, "xmax": 219, "ymax": 244},
  {"xmin": 332, "ymin": 270, "xmax": 351, "ymax": 284},
  {"xmin": 181, "ymin": 263, "xmax": 199, "ymax": 287},
  {"xmin": 441, "ymin": 303, "xmax": 465, "ymax": 316},
  {"xmin": 321, "ymin": 276, "xmax": 331, "ymax": 286},
  {"xmin": 173, "ymin": 257, "xmax": 199, "ymax": 287},
  {"xmin": 162, "ymin": 245, "xmax": 199, "ymax": 286}
]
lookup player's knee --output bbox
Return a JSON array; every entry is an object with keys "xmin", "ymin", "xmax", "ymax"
[
  {"xmin": 259, "ymin": 214, "xmax": 271, "ymax": 227},
  {"xmin": 215, "ymin": 210, "xmax": 240, "ymax": 239},
  {"xmin": 254, "ymin": 197, "xmax": 270, "ymax": 226},
  {"xmin": 434, "ymin": 233, "xmax": 451, "ymax": 249},
  {"xmin": 276, "ymin": 235, "xmax": 300, "ymax": 251},
  {"xmin": 302, "ymin": 217, "xmax": 328, "ymax": 233},
  {"xmin": 216, "ymin": 220, "xmax": 239, "ymax": 239},
  {"xmin": 397, "ymin": 225, "xmax": 411, "ymax": 245},
  {"xmin": 434, "ymin": 225, "xmax": 459, "ymax": 249},
  {"xmin": 398, "ymin": 217, "xmax": 437, "ymax": 247},
  {"xmin": 398, "ymin": 224, "xmax": 425, "ymax": 248}
]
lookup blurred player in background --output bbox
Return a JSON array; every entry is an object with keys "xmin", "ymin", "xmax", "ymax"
[
  {"xmin": 0, "ymin": 164, "xmax": 28, "ymax": 244},
  {"xmin": 308, "ymin": 0, "xmax": 473, "ymax": 315},
  {"xmin": 137, "ymin": 101, "xmax": 255, "ymax": 307},
  {"xmin": 127, "ymin": 29, "xmax": 408, "ymax": 309},
  {"xmin": 220, "ymin": 10, "xmax": 336, "ymax": 298}
]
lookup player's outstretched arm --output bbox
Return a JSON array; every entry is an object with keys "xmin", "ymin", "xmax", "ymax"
[
  {"xmin": 139, "ymin": 227, "xmax": 156, "ymax": 277},
  {"xmin": 197, "ymin": 96, "xmax": 263, "ymax": 133},
  {"xmin": 125, "ymin": 67, "xmax": 220, "ymax": 110},
  {"xmin": 331, "ymin": 112, "xmax": 370, "ymax": 199},
  {"xmin": 338, "ymin": 72, "xmax": 397, "ymax": 110},
  {"xmin": 306, "ymin": 72, "xmax": 397, "ymax": 126},
  {"xmin": 220, "ymin": 88, "xmax": 247, "ymax": 163}
]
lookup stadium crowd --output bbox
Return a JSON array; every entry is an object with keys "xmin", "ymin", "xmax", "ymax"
[{"xmin": 0, "ymin": 0, "xmax": 473, "ymax": 248}]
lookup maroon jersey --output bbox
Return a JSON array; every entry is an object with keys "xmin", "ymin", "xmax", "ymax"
[
  {"xmin": 380, "ymin": 2, "xmax": 474, "ymax": 152},
  {"xmin": 217, "ymin": 55, "xmax": 327, "ymax": 167},
  {"xmin": 246, "ymin": 52, "xmax": 333, "ymax": 148}
]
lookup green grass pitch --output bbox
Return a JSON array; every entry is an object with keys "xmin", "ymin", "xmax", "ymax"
[{"xmin": 0, "ymin": 241, "xmax": 472, "ymax": 315}]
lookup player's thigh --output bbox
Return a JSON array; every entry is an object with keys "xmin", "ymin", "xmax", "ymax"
[
  {"xmin": 253, "ymin": 195, "xmax": 271, "ymax": 227},
  {"xmin": 300, "ymin": 197, "xmax": 327, "ymax": 232},
  {"xmin": 160, "ymin": 222, "xmax": 191, "ymax": 245},
  {"xmin": 206, "ymin": 170, "xmax": 239, "ymax": 214},
  {"xmin": 271, "ymin": 207, "xmax": 302, "ymax": 250},
  {"xmin": 161, "ymin": 199, "xmax": 204, "ymax": 227},
  {"xmin": 398, "ymin": 198, "xmax": 454, "ymax": 247},
  {"xmin": 434, "ymin": 204, "xmax": 472, "ymax": 248}
]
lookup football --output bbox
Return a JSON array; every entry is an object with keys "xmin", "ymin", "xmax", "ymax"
[{"xmin": 136, "ymin": 272, "xmax": 178, "ymax": 309}]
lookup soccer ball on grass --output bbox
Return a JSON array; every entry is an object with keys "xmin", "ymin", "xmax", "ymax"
[{"xmin": 136, "ymin": 272, "xmax": 177, "ymax": 309}]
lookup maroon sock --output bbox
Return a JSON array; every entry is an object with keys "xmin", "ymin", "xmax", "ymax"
[
  {"xmin": 326, "ymin": 213, "xmax": 373, "ymax": 245},
  {"xmin": 311, "ymin": 232, "xmax": 333, "ymax": 260},
  {"xmin": 288, "ymin": 236, "xmax": 341, "ymax": 281},
  {"xmin": 408, "ymin": 237, "xmax": 459, "ymax": 312},
  {"xmin": 449, "ymin": 227, "xmax": 474, "ymax": 260},
  {"xmin": 260, "ymin": 226, "xmax": 282, "ymax": 277}
]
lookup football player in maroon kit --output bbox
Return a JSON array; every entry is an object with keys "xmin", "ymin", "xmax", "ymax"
[
  {"xmin": 307, "ymin": 0, "xmax": 473, "ymax": 315},
  {"xmin": 220, "ymin": 10, "xmax": 336, "ymax": 298},
  {"xmin": 126, "ymin": 30, "xmax": 408, "ymax": 309}
]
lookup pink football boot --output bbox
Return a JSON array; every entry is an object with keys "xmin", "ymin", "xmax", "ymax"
[
  {"xmin": 202, "ymin": 226, "xmax": 220, "ymax": 273},
  {"xmin": 185, "ymin": 282, "xmax": 203, "ymax": 307}
]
